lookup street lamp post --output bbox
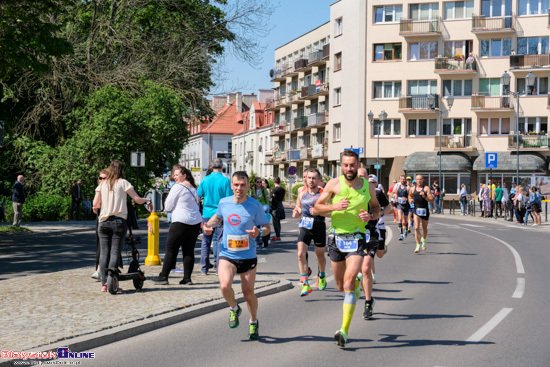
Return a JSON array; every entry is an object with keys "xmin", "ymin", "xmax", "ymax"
[
  {"xmin": 237, "ymin": 120, "xmax": 245, "ymax": 170},
  {"xmin": 368, "ymin": 110, "xmax": 387, "ymax": 180},
  {"xmin": 427, "ymin": 94, "xmax": 453, "ymax": 207},
  {"xmin": 501, "ymin": 70, "xmax": 535, "ymax": 186}
]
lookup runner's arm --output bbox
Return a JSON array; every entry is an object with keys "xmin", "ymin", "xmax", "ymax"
[
  {"xmin": 292, "ymin": 191, "xmax": 303, "ymax": 218},
  {"xmin": 313, "ymin": 178, "xmax": 345, "ymax": 216},
  {"xmin": 204, "ymin": 214, "xmax": 223, "ymax": 235},
  {"xmin": 368, "ymin": 183, "xmax": 381, "ymax": 220},
  {"xmin": 425, "ymin": 186, "xmax": 435, "ymax": 203}
]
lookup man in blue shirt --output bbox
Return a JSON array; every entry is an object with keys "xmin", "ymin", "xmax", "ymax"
[
  {"xmin": 12, "ymin": 175, "xmax": 25, "ymax": 227},
  {"xmin": 204, "ymin": 171, "xmax": 270, "ymax": 340},
  {"xmin": 197, "ymin": 158, "xmax": 232, "ymax": 274}
]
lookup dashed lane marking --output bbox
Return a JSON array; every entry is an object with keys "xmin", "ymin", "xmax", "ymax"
[
  {"xmin": 512, "ymin": 278, "xmax": 525, "ymax": 299},
  {"xmin": 466, "ymin": 308, "xmax": 513, "ymax": 343}
]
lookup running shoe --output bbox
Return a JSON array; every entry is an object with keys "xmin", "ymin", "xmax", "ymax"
[
  {"xmin": 355, "ymin": 273, "xmax": 363, "ymax": 300},
  {"xmin": 317, "ymin": 276, "xmax": 327, "ymax": 291},
  {"xmin": 301, "ymin": 283, "xmax": 312, "ymax": 296},
  {"xmin": 363, "ymin": 298, "xmax": 376, "ymax": 320},
  {"xmin": 228, "ymin": 305, "xmax": 242, "ymax": 328},
  {"xmin": 404, "ymin": 230, "xmax": 408, "ymax": 238},
  {"xmin": 414, "ymin": 244, "xmax": 421, "ymax": 253},
  {"xmin": 101, "ymin": 284, "xmax": 107, "ymax": 292},
  {"xmin": 248, "ymin": 321, "xmax": 259, "ymax": 340},
  {"xmin": 421, "ymin": 238, "xmax": 427, "ymax": 251},
  {"xmin": 399, "ymin": 234, "xmax": 403, "ymax": 241},
  {"xmin": 407, "ymin": 228, "xmax": 411, "ymax": 234},
  {"xmin": 334, "ymin": 329, "xmax": 348, "ymax": 347}
]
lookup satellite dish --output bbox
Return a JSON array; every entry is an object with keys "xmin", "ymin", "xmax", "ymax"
[
  {"xmin": 258, "ymin": 145, "xmax": 263, "ymax": 152},
  {"xmin": 269, "ymin": 69, "xmax": 275, "ymax": 78}
]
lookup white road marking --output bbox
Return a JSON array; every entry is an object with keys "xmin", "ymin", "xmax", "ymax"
[
  {"xmin": 280, "ymin": 220, "xmax": 289, "ymax": 224},
  {"xmin": 466, "ymin": 308, "xmax": 513, "ymax": 342},
  {"xmin": 287, "ymin": 229, "xmax": 299, "ymax": 233},
  {"xmin": 326, "ymin": 275, "xmax": 335, "ymax": 283},
  {"xmin": 512, "ymin": 278, "xmax": 525, "ymax": 298},
  {"xmin": 386, "ymin": 226, "xmax": 393, "ymax": 245},
  {"xmin": 460, "ymin": 228, "xmax": 525, "ymax": 274},
  {"xmin": 462, "ymin": 224, "xmax": 484, "ymax": 228},
  {"xmin": 258, "ymin": 257, "xmax": 266, "ymax": 263}
]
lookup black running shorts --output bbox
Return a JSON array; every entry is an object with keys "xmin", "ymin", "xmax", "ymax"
[
  {"xmin": 297, "ymin": 221, "xmax": 326, "ymax": 247},
  {"xmin": 219, "ymin": 256, "xmax": 258, "ymax": 274}
]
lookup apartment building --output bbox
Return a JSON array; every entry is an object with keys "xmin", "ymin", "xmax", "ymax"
[
  {"xmin": 330, "ymin": 0, "xmax": 549, "ymax": 195},
  {"xmin": 266, "ymin": 22, "xmax": 332, "ymax": 181}
]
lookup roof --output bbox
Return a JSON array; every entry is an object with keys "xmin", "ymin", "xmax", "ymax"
[
  {"xmin": 403, "ymin": 152, "xmax": 473, "ymax": 172},
  {"xmin": 232, "ymin": 101, "xmax": 274, "ymax": 136},
  {"xmin": 197, "ymin": 100, "xmax": 246, "ymax": 135},
  {"xmin": 472, "ymin": 152, "xmax": 548, "ymax": 172}
]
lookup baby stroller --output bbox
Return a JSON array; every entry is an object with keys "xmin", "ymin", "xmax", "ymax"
[{"xmin": 105, "ymin": 202, "xmax": 146, "ymax": 294}]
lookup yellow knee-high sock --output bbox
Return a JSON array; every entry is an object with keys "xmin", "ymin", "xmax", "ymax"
[{"xmin": 341, "ymin": 291, "xmax": 356, "ymax": 334}]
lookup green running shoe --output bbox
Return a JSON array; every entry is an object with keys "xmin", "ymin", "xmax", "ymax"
[
  {"xmin": 421, "ymin": 238, "xmax": 427, "ymax": 251},
  {"xmin": 334, "ymin": 329, "xmax": 348, "ymax": 347},
  {"xmin": 318, "ymin": 275, "xmax": 327, "ymax": 291},
  {"xmin": 301, "ymin": 283, "xmax": 312, "ymax": 296},
  {"xmin": 355, "ymin": 273, "xmax": 363, "ymax": 300},
  {"xmin": 414, "ymin": 244, "xmax": 421, "ymax": 253},
  {"xmin": 228, "ymin": 305, "xmax": 242, "ymax": 328},
  {"xmin": 248, "ymin": 321, "xmax": 259, "ymax": 340}
]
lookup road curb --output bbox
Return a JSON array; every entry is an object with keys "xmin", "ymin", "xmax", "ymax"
[{"xmin": 0, "ymin": 280, "xmax": 293, "ymax": 367}]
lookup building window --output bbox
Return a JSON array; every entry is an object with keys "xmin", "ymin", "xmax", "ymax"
[
  {"xmin": 334, "ymin": 123, "xmax": 342, "ymax": 141},
  {"xmin": 409, "ymin": 42, "xmax": 437, "ymax": 60},
  {"xmin": 408, "ymin": 119, "xmax": 437, "ymax": 136},
  {"xmin": 409, "ymin": 3, "xmax": 439, "ymax": 20},
  {"xmin": 444, "ymin": 1, "xmax": 474, "ymax": 19},
  {"xmin": 519, "ymin": 0, "xmax": 550, "ymax": 15},
  {"xmin": 479, "ymin": 78, "xmax": 502, "ymax": 96},
  {"xmin": 517, "ymin": 77, "xmax": 548, "ymax": 95},
  {"xmin": 335, "ymin": 17, "xmax": 343, "ymax": 36},
  {"xmin": 518, "ymin": 117, "xmax": 548, "ymax": 133},
  {"xmin": 228, "ymin": 142, "xmax": 232, "ymax": 154},
  {"xmin": 373, "ymin": 81, "xmax": 402, "ymax": 99},
  {"xmin": 374, "ymin": 43, "xmax": 402, "ymax": 61},
  {"xmin": 480, "ymin": 38, "xmax": 512, "ymax": 57},
  {"xmin": 443, "ymin": 40, "xmax": 473, "ymax": 58},
  {"xmin": 334, "ymin": 88, "xmax": 342, "ymax": 105},
  {"xmin": 372, "ymin": 119, "xmax": 401, "ymax": 136},
  {"xmin": 482, "ymin": 0, "xmax": 513, "ymax": 16},
  {"xmin": 407, "ymin": 80, "xmax": 437, "ymax": 95},
  {"xmin": 442, "ymin": 118, "xmax": 471, "ymax": 135},
  {"xmin": 517, "ymin": 36, "xmax": 549, "ymax": 55},
  {"xmin": 334, "ymin": 52, "xmax": 342, "ymax": 71},
  {"xmin": 442, "ymin": 80, "xmax": 473, "ymax": 96},
  {"xmin": 374, "ymin": 5, "xmax": 403, "ymax": 23},
  {"xmin": 480, "ymin": 117, "xmax": 511, "ymax": 135}
]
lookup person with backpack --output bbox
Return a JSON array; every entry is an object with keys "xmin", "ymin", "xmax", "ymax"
[{"xmin": 529, "ymin": 186, "xmax": 542, "ymax": 226}]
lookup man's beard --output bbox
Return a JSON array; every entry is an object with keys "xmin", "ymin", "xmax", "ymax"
[{"xmin": 344, "ymin": 170, "xmax": 358, "ymax": 181}]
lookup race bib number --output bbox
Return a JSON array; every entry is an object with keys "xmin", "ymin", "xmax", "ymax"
[
  {"xmin": 416, "ymin": 208, "xmax": 427, "ymax": 216},
  {"xmin": 397, "ymin": 197, "xmax": 407, "ymax": 204},
  {"xmin": 410, "ymin": 202, "xmax": 415, "ymax": 209},
  {"xmin": 227, "ymin": 235, "xmax": 249, "ymax": 251},
  {"xmin": 299, "ymin": 217, "xmax": 314, "ymax": 229},
  {"xmin": 335, "ymin": 234, "xmax": 359, "ymax": 253}
]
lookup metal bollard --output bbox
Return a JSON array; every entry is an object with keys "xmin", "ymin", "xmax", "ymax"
[{"xmin": 145, "ymin": 189, "xmax": 162, "ymax": 266}]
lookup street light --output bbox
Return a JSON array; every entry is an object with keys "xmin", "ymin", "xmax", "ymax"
[
  {"xmin": 427, "ymin": 94, "xmax": 453, "ymax": 202},
  {"xmin": 368, "ymin": 110, "xmax": 387, "ymax": 179},
  {"xmin": 237, "ymin": 119, "xmax": 245, "ymax": 170},
  {"xmin": 501, "ymin": 70, "xmax": 536, "ymax": 185}
]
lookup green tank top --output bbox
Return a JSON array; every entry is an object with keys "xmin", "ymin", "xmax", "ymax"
[{"xmin": 331, "ymin": 175, "xmax": 371, "ymax": 234}]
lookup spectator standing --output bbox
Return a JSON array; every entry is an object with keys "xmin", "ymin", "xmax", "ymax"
[
  {"xmin": 529, "ymin": 186, "xmax": 542, "ymax": 226},
  {"xmin": 70, "ymin": 179, "xmax": 83, "ymax": 220},
  {"xmin": 197, "ymin": 158, "xmax": 232, "ymax": 274},
  {"xmin": 502, "ymin": 184, "xmax": 509, "ymax": 219},
  {"xmin": 91, "ymin": 170, "xmax": 108, "ymax": 281},
  {"xmin": 482, "ymin": 184, "xmax": 491, "ymax": 218},
  {"xmin": 12, "ymin": 175, "xmax": 25, "ymax": 227},
  {"xmin": 270, "ymin": 177, "xmax": 286, "ymax": 241},
  {"xmin": 514, "ymin": 185, "xmax": 527, "ymax": 224},
  {"xmin": 494, "ymin": 183, "xmax": 503, "ymax": 218},
  {"xmin": 478, "ymin": 183, "xmax": 484, "ymax": 216},
  {"xmin": 508, "ymin": 182, "xmax": 517, "ymax": 222},
  {"xmin": 432, "ymin": 181, "xmax": 441, "ymax": 214},
  {"xmin": 459, "ymin": 183, "xmax": 468, "ymax": 215}
]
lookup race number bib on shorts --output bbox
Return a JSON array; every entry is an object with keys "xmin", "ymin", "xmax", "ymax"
[
  {"xmin": 416, "ymin": 208, "xmax": 427, "ymax": 216},
  {"xmin": 227, "ymin": 235, "xmax": 250, "ymax": 251},
  {"xmin": 299, "ymin": 217, "xmax": 314, "ymax": 229},
  {"xmin": 397, "ymin": 197, "xmax": 407, "ymax": 204},
  {"xmin": 335, "ymin": 234, "xmax": 359, "ymax": 253}
]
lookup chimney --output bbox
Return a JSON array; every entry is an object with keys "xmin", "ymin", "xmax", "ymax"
[{"xmin": 236, "ymin": 92, "xmax": 243, "ymax": 113}]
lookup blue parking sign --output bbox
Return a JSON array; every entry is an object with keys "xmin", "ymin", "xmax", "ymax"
[{"xmin": 485, "ymin": 153, "xmax": 498, "ymax": 169}]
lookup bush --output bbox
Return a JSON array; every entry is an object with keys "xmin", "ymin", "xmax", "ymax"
[
  {"xmin": 2, "ymin": 193, "xmax": 72, "ymax": 222},
  {"xmin": 291, "ymin": 184, "xmax": 304, "ymax": 200}
]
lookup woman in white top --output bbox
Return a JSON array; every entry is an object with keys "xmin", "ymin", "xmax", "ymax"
[
  {"xmin": 153, "ymin": 164, "xmax": 202, "ymax": 285},
  {"xmin": 93, "ymin": 160, "xmax": 150, "ymax": 292}
]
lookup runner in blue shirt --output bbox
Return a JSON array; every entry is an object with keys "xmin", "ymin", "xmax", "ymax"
[{"xmin": 203, "ymin": 171, "xmax": 269, "ymax": 340}]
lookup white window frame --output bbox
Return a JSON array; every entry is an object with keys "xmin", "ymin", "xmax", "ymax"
[
  {"xmin": 480, "ymin": 38, "xmax": 512, "ymax": 57},
  {"xmin": 373, "ymin": 81, "xmax": 402, "ymax": 99},
  {"xmin": 408, "ymin": 119, "xmax": 438, "ymax": 136},
  {"xmin": 335, "ymin": 17, "xmax": 343, "ymax": 36},
  {"xmin": 516, "ymin": 77, "xmax": 549, "ymax": 95},
  {"xmin": 372, "ymin": 118, "xmax": 401, "ymax": 136},
  {"xmin": 444, "ymin": 1, "xmax": 474, "ymax": 19},
  {"xmin": 407, "ymin": 80, "xmax": 438, "ymax": 95},
  {"xmin": 334, "ymin": 123, "xmax": 342, "ymax": 141},
  {"xmin": 517, "ymin": 36, "xmax": 549, "ymax": 55},
  {"xmin": 374, "ymin": 5, "xmax": 403, "ymax": 23},
  {"xmin": 442, "ymin": 118, "xmax": 469, "ymax": 136},
  {"xmin": 442, "ymin": 79, "xmax": 473, "ymax": 97},
  {"xmin": 334, "ymin": 87, "xmax": 342, "ymax": 106},
  {"xmin": 479, "ymin": 117, "xmax": 511, "ymax": 135},
  {"xmin": 518, "ymin": 0, "xmax": 550, "ymax": 15},
  {"xmin": 518, "ymin": 117, "xmax": 548, "ymax": 133},
  {"xmin": 409, "ymin": 42, "xmax": 438, "ymax": 60}
]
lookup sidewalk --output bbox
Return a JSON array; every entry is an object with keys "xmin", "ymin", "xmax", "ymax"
[{"xmin": 0, "ymin": 221, "xmax": 292, "ymax": 366}]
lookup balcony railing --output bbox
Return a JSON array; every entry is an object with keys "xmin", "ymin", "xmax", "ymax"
[
  {"xmin": 472, "ymin": 14, "xmax": 515, "ymax": 32},
  {"xmin": 322, "ymin": 43, "xmax": 330, "ymax": 59},
  {"xmin": 434, "ymin": 135, "xmax": 475, "ymax": 149},
  {"xmin": 274, "ymin": 151, "xmax": 286, "ymax": 162},
  {"xmin": 308, "ymin": 50, "xmax": 324, "ymax": 65},
  {"xmin": 510, "ymin": 54, "xmax": 550, "ymax": 70},
  {"xmin": 399, "ymin": 94, "xmax": 439, "ymax": 110},
  {"xmin": 289, "ymin": 149, "xmax": 301, "ymax": 161},
  {"xmin": 300, "ymin": 147, "xmax": 312, "ymax": 160},
  {"xmin": 508, "ymin": 133, "xmax": 549, "ymax": 148},
  {"xmin": 270, "ymin": 64, "xmax": 288, "ymax": 81},
  {"xmin": 399, "ymin": 18, "xmax": 441, "ymax": 35},
  {"xmin": 294, "ymin": 58, "xmax": 308, "ymax": 71},
  {"xmin": 307, "ymin": 112, "xmax": 327, "ymax": 127},
  {"xmin": 312, "ymin": 143, "xmax": 327, "ymax": 158},
  {"xmin": 435, "ymin": 57, "xmax": 477, "ymax": 72},
  {"xmin": 282, "ymin": 64, "xmax": 296, "ymax": 77},
  {"xmin": 293, "ymin": 116, "xmax": 308, "ymax": 130},
  {"xmin": 471, "ymin": 95, "xmax": 513, "ymax": 109},
  {"xmin": 271, "ymin": 120, "xmax": 288, "ymax": 135}
]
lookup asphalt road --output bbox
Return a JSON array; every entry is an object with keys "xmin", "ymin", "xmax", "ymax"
[{"xmin": 86, "ymin": 214, "xmax": 550, "ymax": 367}]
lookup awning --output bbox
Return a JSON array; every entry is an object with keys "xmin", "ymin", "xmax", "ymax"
[
  {"xmin": 403, "ymin": 152, "xmax": 472, "ymax": 172},
  {"xmin": 473, "ymin": 152, "xmax": 548, "ymax": 172}
]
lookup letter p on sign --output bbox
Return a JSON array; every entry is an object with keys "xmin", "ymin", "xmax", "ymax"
[{"xmin": 485, "ymin": 153, "xmax": 498, "ymax": 169}]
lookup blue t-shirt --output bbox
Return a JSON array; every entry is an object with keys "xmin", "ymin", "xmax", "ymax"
[
  {"xmin": 216, "ymin": 196, "xmax": 268, "ymax": 260},
  {"xmin": 197, "ymin": 172, "xmax": 232, "ymax": 218}
]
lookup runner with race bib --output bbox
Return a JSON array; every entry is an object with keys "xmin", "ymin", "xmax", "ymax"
[{"xmin": 409, "ymin": 174, "xmax": 434, "ymax": 254}]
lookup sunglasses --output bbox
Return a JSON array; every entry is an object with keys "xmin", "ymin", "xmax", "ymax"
[{"xmin": 98, "ymin": 177, "xmax": 106, "ymax": 180}]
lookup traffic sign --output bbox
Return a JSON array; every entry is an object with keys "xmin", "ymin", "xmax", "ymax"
[
  {"xmin": 130, "ymin": 151, "xmax": 145, "ymax": 167},
  {"xmin": 374, "ymin": 164, "xmax": 382, "ymax": 169},
  {"xmin": 288, "ymin": 175, "xmax": 296, "ymax": 183},
  {"xmin": 344, "ymin": 147, "xmax": 364, "ymax": 155},
  {"xmin": 191, "ymin": 167, "xmax": 201, "ymax": 172},
  {"xmin": 485, "ymin": 153, "xmax": 498, "ymax": 169},
  {"xmin": 288, "ymin": 166, "xmax": 297, "ymax": 175}
]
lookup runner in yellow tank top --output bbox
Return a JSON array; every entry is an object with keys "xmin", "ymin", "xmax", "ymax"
[{"xmin": 314, "ymin": 150, "xmax": 380, "ymax": 348}]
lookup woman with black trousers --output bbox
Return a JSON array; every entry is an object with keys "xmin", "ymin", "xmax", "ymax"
[{"xmin": 153, "ymin": 164, "xmax": 202, "ymax": 285}]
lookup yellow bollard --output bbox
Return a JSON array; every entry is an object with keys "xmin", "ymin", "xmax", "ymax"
[{"xmin": 145, "ymin": 211, "xmax": 161, "ymax": 266}]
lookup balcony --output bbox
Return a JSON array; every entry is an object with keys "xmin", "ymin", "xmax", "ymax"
[
  {"xmin": 510, "ymin": 54, "xmax": 550, "ymax": 70},
  {"xmin": 270, "ymin": 120, "xmax": 289, "ymax": 135},
  {"xmin": 300, "ymin": 82, "xmax": 330, "ymax": 100},
  {"xmin": 293, "ymin": 116, "xmax": 308, "ymax": 130},
  {"xmin": 294, "ymin": 58, "xmax": 311, "ymax": 72},
  {"xmin": 275, "ymin": 95, "xmax": 290, "ymax": 109},
  {"xmin": 307, "ymin": 111, "xmax": 328, "ymax": 127},
  {"xmin": 434, "ymin": 57, "xmax": 477, "ymax": 74},
  {"xmin": 322, "ymin": 43, "xmax": 330, "ymax": 59},
  {"xmin": 398, "ymin": 94, "xmax": 439, "ymax": 112},
  {"xmin": 264, "ymin": 155, "xmax": 275, "ymax": 165},
  {"xmin": 508, "ymin": 133, "xmax": 549, "ymax": 149},
  {"xmin": 471, "ymin": 95, "xmax": 514, "ymax": 111},
  {"xmin": 274, "ymin": 151, "xmax": 287, "ymax": 162},
  {"xmin": 269, "ymin": 64, "xmax": 288, "ymax": 82},
  {"xmin": 472, "ymin": 14, "xmax": 515, "ymax": 33},
  {"xmin": 299, "ymin": 147, "xmax": 312, "ymax": 160},
  {"xmin": 434, "ymin": 135, "xmax": 477, "ymax": 151},
  {"xmin": 399, "ymin": 18, "xmax": 441, "ymax": 37},
  {"xmin": 290, "ymin": 92, "xmax": 304, "ymax": 105},
  {"xmin": 289, "ymin": 149, "xmax": 301, "ymax": 161},
  {"xmin": 308, "ymin": 50, "xmax": 325, "ymax": 66},
  {"xmin": 312, "ymin": 143, "xmax": 328, "ymax": 159},
  {"xmin": 282, "ymin": 64, "xmax": 297, "ymax": 78}
]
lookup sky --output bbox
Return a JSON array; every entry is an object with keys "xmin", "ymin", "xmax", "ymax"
[{"xmin": 215, "ymin": 0, "xmax": 334, "ymax": 96}]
